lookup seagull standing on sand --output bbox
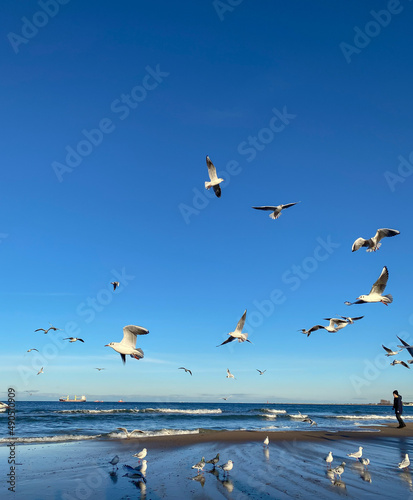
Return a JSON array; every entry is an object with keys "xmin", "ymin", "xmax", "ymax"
[
  {"xmin": 178, "ymin": 367, "xmax": 192, "ymax": 375},
  {"xmin": 398, "ymin": 454, "xmax": 410, "ymax": 469},
  {"xmin": 105, "ymin": 325, "xmax": 149, "ymax": 364},
  {"xmin": 64, "ymin": 337, "xmax": 85, "ymax": 343},
  {"xmin": 109, "ymin": 455, "xmax": 119, "ymax": 469},
  {"xmin": 226, "ymin": 369, "xmax": 236, "ymax": 379},
  {"xmin": 37, "ymin": 367, "xmax": 44, "ymax": 375},
  {"xmin": 257, "ymin": 369, "xmax": 266, "ymax": 375},
  {"xmin": 133, "ymin": 448, "xmax": 147, "ymax": 463},
  {"xmin": 219, "ymin": 460, "xmax": 234, "ymax": 476},
  {"xmin": 217, "ymin": 310, "xmax": 251, "ymax": 346},
  {"xmin": 359, "ymin": 458, "xmax": 370, "ymax": 468},
  {"xmin": 352, "ymin": 228, "xmax": 400, "ymax": 252},
  {"xmin": 192, "ymin": 456, "xmax": 206, "ymax": 473},
  {"xmin": 111, "ymin": 281, "xmax": 120, "ymax": 290},
  {"xmin": 345, "ymin": 266, "xmax": 393, "ymax": 306},
  {"xmin": 126, "ymin": 460, "xmax": 148, "ymax": 475},
  {"xmin": 382, "ymin": 345, "xmax": 401, "ymax": 357},
  {"xmin": 117, "ymin": 427, "xmax": 144, "ymax": 438},
  {"xmin": 252, "ymin": 202, "xmax": 300, "ymax": 220},
  {"xmin": 347, "ymin": 446, "xmax": 363, "ymax": 459},
  {"xmin": 206, "ymin": 453, "xmax": 220, "ymax": 468},
  {"xmin": 391, "ymin": 360, "xmax": 410, "ymax": 369},
  {"xmin": 205, "ymin": 156, "xmax": 224, "ymax": 198},
  {"xmin": 325, "ymin": 451, "xmax": 333, "ymax": 468},
  {"xmin": 331, "ymin": 462, "xmax": 346, "ymax": 479},
  {"xmin": 263, "ymin": 436, "xmax": 269, "ymax": 447}
]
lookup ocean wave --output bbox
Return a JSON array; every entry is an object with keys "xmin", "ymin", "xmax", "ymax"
[
  {"xmin": 138, "ymin": 408, "xmax": 223, "ymax": 415},
  {"xmin": 0, "ymin": 434, "xmax": 102, "ymax": 444},
  {"xmin": 107, "ymin": 428, "xmax": 200, "ymax": 438},
  {"xmin": 258, "ymin": 413, "xmax": 277, "ymax": 419},
  {"xmin": 55, "ymin": 407, "xmax": 223, "ymax": 415},
  {"xmin": 288, "ymin": 413, "xmax": 308, "ymax": 419},
  {"xmin": 257, "ymin": 409, "xmax": 287, "ymax": 414}
]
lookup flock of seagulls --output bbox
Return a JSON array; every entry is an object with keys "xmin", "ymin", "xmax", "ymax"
[
  {"xmin": 381, "ymin": 335, "xmax": 413, "ymax": 369},
  {"xmin": 324, "ymin": 446, "xmax": 410, "ymax": 481}
]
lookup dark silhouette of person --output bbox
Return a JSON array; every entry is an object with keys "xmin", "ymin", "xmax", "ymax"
[{"xmin": 393, "ymin": 390, "xmax": 406, "ymax": 428}]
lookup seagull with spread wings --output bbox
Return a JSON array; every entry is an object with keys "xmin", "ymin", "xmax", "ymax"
[
  {"xmin": 117, "ymin": 427, "xmax": 144, "ymax": 438},
  {"xmin": 352, "ymin": 228, "xmax": 400, "ymax": 252},
  {"xmin": 205, "ymin": 155, "xmax": 224, "ymax": 198},
  {"xmin": 256, "ymin": 369, "xmax": 266, "ymax": 375},
  {"xmin": 226, "ymin": 369, "xmax": 236, "ymax": 379},
  {"xmin": 105, "ymin": 325, "xmax": 149, "ymax": 364},
  {"xmin": 217, "ymin": 310, "xmax": 251, "ymax": 346},
  {"xmin": 35, "ymin": 323, "xmax": 60, "ymax": 334},
  {"xmin": 382, "ymin": 345, "xmax": 401, "ymax": 357},
  {"xmin": 299, "ymin": 318, "xmax": 348, "ymax": 337},
  {"xmin": 391, "ymin": 360, "xmax": 410, "ymax": 369},
  {"xmin": 178, "ymin": 367, "xmax": 192, "ymax": 376},
  {"xmin": 345, "ymin": 266, "xmax": 393, "ymax": 305},
  {"xmin": 252, "ymin": 202, "xmax": 299, "ymax": 220},
  {"xmin": 64, "ymin": 337, "xmax": 85, "ymax": 343}
]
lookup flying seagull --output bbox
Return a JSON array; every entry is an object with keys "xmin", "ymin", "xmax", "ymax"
[
  {"xmin": 302, "ymin": 417, "xmax": 317, "ymax": 426},
  {"xmin": 105, "ymin": 325, "xmax": 149, "ymax": 364},
  {"xmin": 345, "ymin": 266, "xmax": 392, "ymax": 305},
  {"xmin": 391, "ymin": 360, "xmax": 410, "ymax": 369},
  {"xmin": 35, "ymin": 323, "xmax": 60, "ymax": 334},
  {"xmin": 95, "ymin": 368, "xmax": 105, "ymax": 371},
  {"xmin": 117, "ymin": 427, "xmax": 144, "ymax": 438},
  {"xmin": 352, "ymin": 228, "xmax": 400, "ymax": 252},
  {"xmin": 111, "ymin": 281, "xmax": 120, "ymax": 290},
  {"xmin": 217, "ymin": 309, "xmax": 251, "ymax": 346},
  {"xmin": 397, "ymin": 336, "xmax": 413, "ymax": 358},
  {"xmin": 64, "ymin": 337, "xmax": 85, "ymax": 343},
  {"xmin": 27, "ymin": 348, "xmax": 39, "ymax": 352},
  {"xmin": 256, "ymin": 369, "xmax": 266, "ymax": 375},
  {"xmin": 300, "ymin": 318, "xmax": 348, "ymax": 337},
  {"xmin": 178, "ymin": 367, "xmax": 192, "ymax": 375},
  {"xmin": 339, "ymin": 315, "xmax": 364, "ymax": 324},
  {"xmin": 220, "ymin": 396, "xmax": 231, "ymax": 400},
  {"xmin": 37, "ymin": 367, "xmax": 44, "ymax": 375},
  {"xmin": 205, "ymin": 156, "xmax": 224, "ymax": 198},
  {"xmin": 382, "ymin": 345, "xmax": 401, "ymax": 357},
  {"xmin": 252, "ymin": 202, "xmax": 299, "ymax": 220},
  {"xmin": 226, "ymin": 369, "xmax": 236, "ymax": 379}
]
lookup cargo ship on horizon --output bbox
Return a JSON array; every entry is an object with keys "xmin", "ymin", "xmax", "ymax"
[{"xmin": 59, "ymin": 395, "xmax": 86, "ymax": 402}]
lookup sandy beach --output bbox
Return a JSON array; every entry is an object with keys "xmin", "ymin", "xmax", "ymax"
[{"xmin": 2, "ymin": 424, "xmax": 413, "ymax": 499}]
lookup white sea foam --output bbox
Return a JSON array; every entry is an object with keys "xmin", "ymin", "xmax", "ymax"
[
  {"xmin": 55, "ymin": 407, "xmax": 222, "ymax": 415},
  {"xmin": 0, "ymin": 434, "xmax": 102, "ymax": 444},
  {"xmin": 288, "ymin": 413, "xmax": 308, "ymax": 419},
  {"xmin": 262, "ymin": 409, "xmax": 287, "ymax": 414},
  {"xmin": 108, "ymin": 428, "xmax": 200, "ymax": 439},
  {"xmin": 259, "ymin": 413, "xmax": 277, "ymax": 419}
]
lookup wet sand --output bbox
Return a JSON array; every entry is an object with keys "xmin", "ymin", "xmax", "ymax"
[{"xmin": 2, "ymin": 424, "xmax": 413, "ymax": 499}]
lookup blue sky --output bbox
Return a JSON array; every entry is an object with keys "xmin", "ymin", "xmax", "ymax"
[{"xmin": 1, "ymin": 0, "xmax": 413, "ymax": 403}]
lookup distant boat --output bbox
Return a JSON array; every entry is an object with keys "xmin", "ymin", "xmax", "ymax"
[
  {"xmin": 59, "ymin": 395, "xmax": 86, "ymax": 402},
  {"xmin": 94, "ymin": 400, "xmax": 104, "ymax": 403},
  {"xmin": 118, "ymin": 399, "xmax": 124, "ymax": 403}
]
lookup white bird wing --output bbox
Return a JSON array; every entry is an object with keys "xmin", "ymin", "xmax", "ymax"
[
  {"xmin": 234, "ymin": 310, "xmax": 247, "ymax": 334},
  {"xmin": 280, "ymin": 202, "xmax": 299, "ymax": 210},
  {"xmin": 382, "ymin": 345, "xmax": 393, "ymax": 354},
  {"xmin": 121, "ymin": 325, "xmax": 149, "ymax": 347},
  {"xmin": 370, "ymin": 266, "xmax": 389, "ymax": 295},
  {"xmin": 206, "ymin": 156, "xmax": 218, "ymax": 182},
  {"xmin": 375, "ymin": 228, "xmax": 400, "ymax": 242},
  {"xmin": 352, "ymin": 237, "xmax": 369, "ymax": 252}
]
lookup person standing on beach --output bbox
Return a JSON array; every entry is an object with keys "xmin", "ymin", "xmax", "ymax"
[{"xmin": 393, "ymin": 390, "xmax": 406, "ymax": 428}]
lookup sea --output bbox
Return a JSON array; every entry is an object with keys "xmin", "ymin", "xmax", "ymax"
[{"xmin": 1, "ymin": 401, "xmax": 411, "ymax": 446}]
